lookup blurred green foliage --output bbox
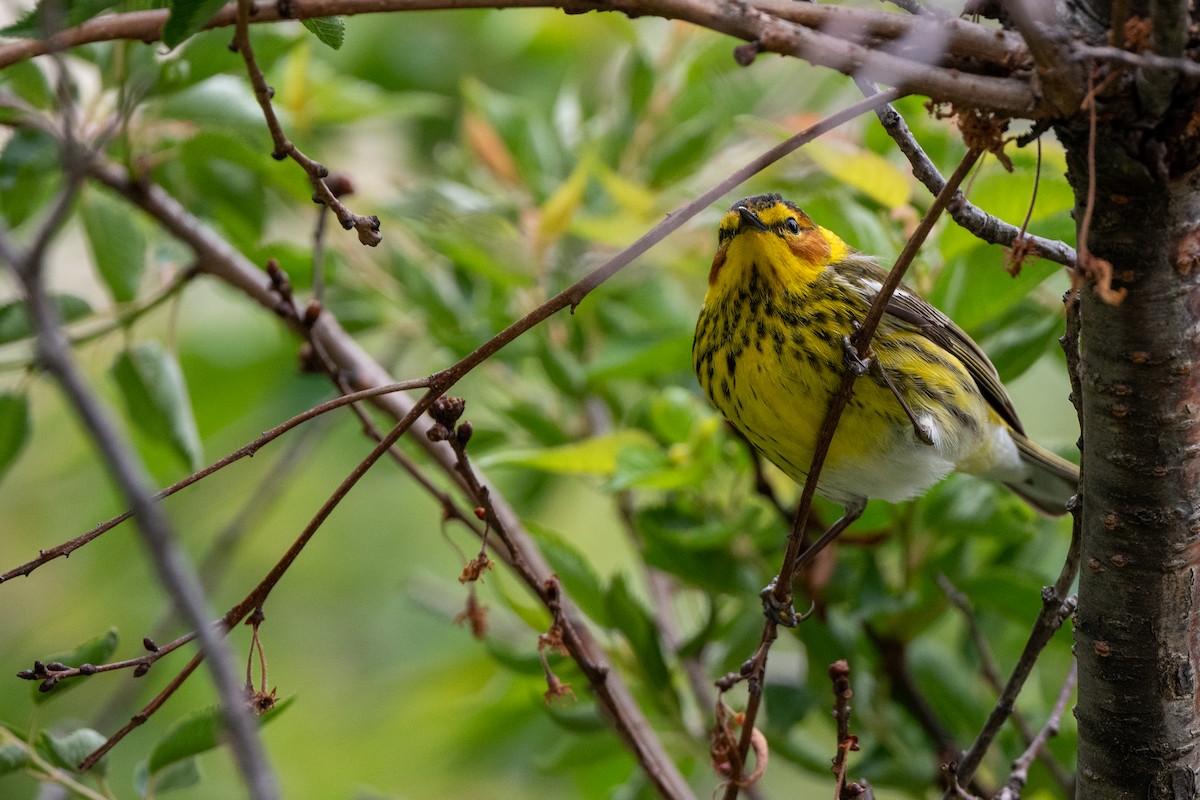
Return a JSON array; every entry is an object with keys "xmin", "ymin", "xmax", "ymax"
[{"xmin": 0, "ymin": 4, "xmax": 1076, "ymax": 799}]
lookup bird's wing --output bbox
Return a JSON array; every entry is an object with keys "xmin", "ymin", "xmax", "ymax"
[
  {"xmin": 836, "ymin": 254, "xmax": 1025, "ymax": 435},
  {"xmin": 881, "ymin": 286, "xmax": 1025, "ymax": 435}
]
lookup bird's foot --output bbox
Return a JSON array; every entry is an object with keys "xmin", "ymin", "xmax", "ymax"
[{"xmin": 760, "ymin": 578, "xmax": 798, "ymax": 628}]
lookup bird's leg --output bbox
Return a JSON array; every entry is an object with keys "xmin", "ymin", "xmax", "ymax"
[
  {"xmin": 761, "ymin": 499, "xmax": 866, "ymax": 627},
  {"xmin": 871, "ymin": 359, "xmax": 935, "ymax": 446},
  {"xmin": 843, "ymin": 330, "xmax": 933, "ymax": 446}
]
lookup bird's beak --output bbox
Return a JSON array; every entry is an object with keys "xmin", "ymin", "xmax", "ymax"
[{"xmin": 735, "ymin": 205, "xmax": 767, "ymax": 232}]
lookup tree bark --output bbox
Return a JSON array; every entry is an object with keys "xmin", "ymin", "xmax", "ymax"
[{"xmin": 1062, "ymin": 2, "xmax": 1200, "ymax": 796}]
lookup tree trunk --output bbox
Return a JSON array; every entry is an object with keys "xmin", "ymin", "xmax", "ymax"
[{"xmin": 1061, "ymin": 2, "xmax": 1200, "ymax": 795}]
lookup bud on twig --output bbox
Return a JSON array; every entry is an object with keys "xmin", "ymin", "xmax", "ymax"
[{"xmin": 456, "ymin": 421, "xmax": 473, "ymax": 448}]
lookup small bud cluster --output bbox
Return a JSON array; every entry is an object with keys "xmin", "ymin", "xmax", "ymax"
[
  {"xmin": 426, "ymin": 396, "xmax": 473, "ymax": 449},
  {"xmin": 16, "ymin": 659, "xmax": 97, "ymax": 693}
]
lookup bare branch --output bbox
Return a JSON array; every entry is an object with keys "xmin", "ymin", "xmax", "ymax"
[
  {"xmin": 1075, "ymin": 44, "xmax": 1200, "ymax": 79},
  {"xmin": 1003, "ymin": 0, "xmax": 1086, "ymax": 115},
  {"xmin": 0, "ymin": 0, "xmax": 1043, "ymax": 115},
  {"xmin": 855, "ymin": 79, "xmax": 1077, "ymax": 268},
  {"xmin": 993, "ymin": 660, "xmax": 1078, "ymax": 800},
  {"xmin": 937, "ymin": 576, "xmax": 1076, "ymax": 794},
  {"xmin": 1, "ymin": 217, "xmax": 279, "ymax": 800},
  {"xmin": 231, "ymin": 0, "xmax": 381, "ymax": 246},
  {"xmin": 0, "ymin": 379, "xmax": 427, "ymax": 583},
  {"xmin": 946, "ymin": 520, "xmax": 1080, "ymax": 795}
]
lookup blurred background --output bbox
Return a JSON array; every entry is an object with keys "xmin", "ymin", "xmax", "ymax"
[{"xmin": 0, "ymin": 4, "xmax": 1078, "ymax": 798}]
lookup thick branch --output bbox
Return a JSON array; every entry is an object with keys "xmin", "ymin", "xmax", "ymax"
[{"xmin": 0, "ymin": 0, "xmax": 1044, "ymax": 115}]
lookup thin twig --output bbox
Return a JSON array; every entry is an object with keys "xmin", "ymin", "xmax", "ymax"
[
  {"xmin": 231, "ymin": 0, "xmax": 380, "ymax": 246},
  {"xmin": 2, "ymin": 204, "xmax": 278, "ymax": 799},
  {"xmin": 0, "ymin": 728, "xmax": 110, "ymax": 800},
  {"xmin": 1073, "ymin": 67, "xmax": 1127, "ymax": 305},
  {"xmin": 80, "ymin": 652, "xmax": 206, "ymax": 771},
  {"xmin": 0, "ymin": 264, "xmax": 200, "ymax": 374},
  {"xmin": 0, "ymin": 379, "xmax": 428, "ymax": 583},
  {"xmin": 829, "ymin": 660, "xmax": 858, "ymax": 798},
  {"xmin": 946, "ymin": 530, "xmax": 1080, "ymax": 795},
  {"xmin": 936, "ymin": 575, "xmax": 1075, "ymax": 793},
  {"xmin": 1074, "ymin": 44, "xmax": 1200, "ymax": 79},
  {"xmin": 993, "ymin": 660, "xmax": 1078, "ymax": 800}
]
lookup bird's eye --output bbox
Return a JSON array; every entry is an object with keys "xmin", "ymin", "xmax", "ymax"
[{"xmin": 784, "ymin": 217, "xmax": 801, "ymax": 234}]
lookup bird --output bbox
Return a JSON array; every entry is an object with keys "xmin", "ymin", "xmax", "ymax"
[{"xmin": 692, "ymin": 194, "xmax": 1078, "ymax": 587}]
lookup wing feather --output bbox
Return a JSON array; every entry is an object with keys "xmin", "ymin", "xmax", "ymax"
[{"xmin": 835, "ymin": 255, "xmax": 1025, "ymax": 435}]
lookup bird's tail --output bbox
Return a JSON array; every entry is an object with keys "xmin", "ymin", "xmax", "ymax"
[{"xmin": 1003, "ymin": 433, "xmax": 1079, "ymax": 516}]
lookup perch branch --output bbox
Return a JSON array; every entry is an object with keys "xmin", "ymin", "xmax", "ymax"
[{"xmin": 720, "ymin": 148, "xmax": 982, "ymax": 800}]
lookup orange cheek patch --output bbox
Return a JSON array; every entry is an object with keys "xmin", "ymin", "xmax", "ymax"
[
  {"xmin": 787, "ymin": 232, "xmax": 831, "ymax": 269},
  {"xmin": 708, "ymin": 248, "xmax": 727, "ymax": 284}
]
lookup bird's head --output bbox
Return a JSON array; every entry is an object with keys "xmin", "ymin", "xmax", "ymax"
[{"xmin": 708, "ymin": 194, "xmax": 852, "ymax": 291}]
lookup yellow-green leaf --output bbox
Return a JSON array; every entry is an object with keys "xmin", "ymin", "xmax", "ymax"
[
  {"xmin": 805, "ymin": 140, "xmax": 911, "ymax": 209},
  {"xmin": 475, "ymin": 430, "xmax": 655, "ymax": 475},
  {"xmin": 537, "ymin": 159, "xmax": 590, "ymax": 244}
]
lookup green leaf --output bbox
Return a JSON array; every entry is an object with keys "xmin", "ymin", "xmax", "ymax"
[
  {"xmin": 0, "ymin": 392, "xmax": 30, "ymax": 483},
  {"xmin": 647, "ymin": 387, "xmax": 701, "ymax": 444},
  {"xmin": 929, "ymin": 248, "xmax": 1062, "ymax": 333},
  {"xmin": 37, "ymin": 728, "xmax": 108, "ymax": 775},
  {"xmin": 608, "ymin": 444, "xmax": 706, "ymax": 491},
  {"xmin": 804, "ymin": 139, "xmax": 911, "ymax": 209},
  {"xmin": 147, "ymin": 698, "xmax": 293, "ymax": 776},
  {"xmin": 146, "ymin": 708, "xmax": 220, "ymax": 776},
  {"xmin": 0, "ymin": 61, "xmax": 53, "ymax": 110},
  {"xmin": 585, "ymin": 334, "xmax": 692, "ymax": 384},
  {"xmin": 0, "ymin": 0, "xmax": 119, "ymax": 38},
  {"xmin": 135, "ymin": 757, "xmax": 201, "ymax": 797},
  {"xmin": 160, "ymin": 75, "xmax": 268, "ymax": 135},
  {"xmin": 0, "ymin": 743, "xmax": 29, "ymax": 775},
  {"xmin": 301, "ymin": 17, "xmax": 345, "ymax": 50},
  {"xmin": 525, "ymin": 523, "xmax": 609, "ymax": 626},
  {"xmin": 33, "ymin": 628, "xmax": 119, "ymax": 704},
  {"xmin": 636, "ymin": 505, "xmax": 747, "ymax": 593},
  {"xmin": 976, "ymin": 300, "xmax": 1063, "ymax": 383},
  {"xmin": 161, "ymin": 0, "xmax": 229, "ymax": 49},
  {"xmin": 605, "ymin": 575, "xmax": 671, "ymax": 696},
  {"xmin": 475, "ymin": 430, "xmax": 656, "ymax": 475},
  {"xmin": 111, "ymin": 342, "xmax": 204, "ymax": 471},
  {"xmin": 81, "ymin": 189, "xmax": 146, "ymax": 303},
  {"xmin": 0, "ymin": 127, "xmax": 59, "ymax": 227},
  {"xmin": 0, "ymin": 294, "xmax": 92, "ymax": 345}
]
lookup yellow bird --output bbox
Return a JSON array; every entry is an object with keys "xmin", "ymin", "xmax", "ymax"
[{"xmin": 693, "ymin": 195, "xmax": 1078, "ymax": 540}]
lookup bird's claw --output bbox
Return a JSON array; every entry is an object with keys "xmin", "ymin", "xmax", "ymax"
[
  {"xmin": 760, "ymin": 579, "xmax": 798, "ymax": 628},
  {"xmin": 841, "ymin": 335, "xmax": 871, "ymax": 377}
]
